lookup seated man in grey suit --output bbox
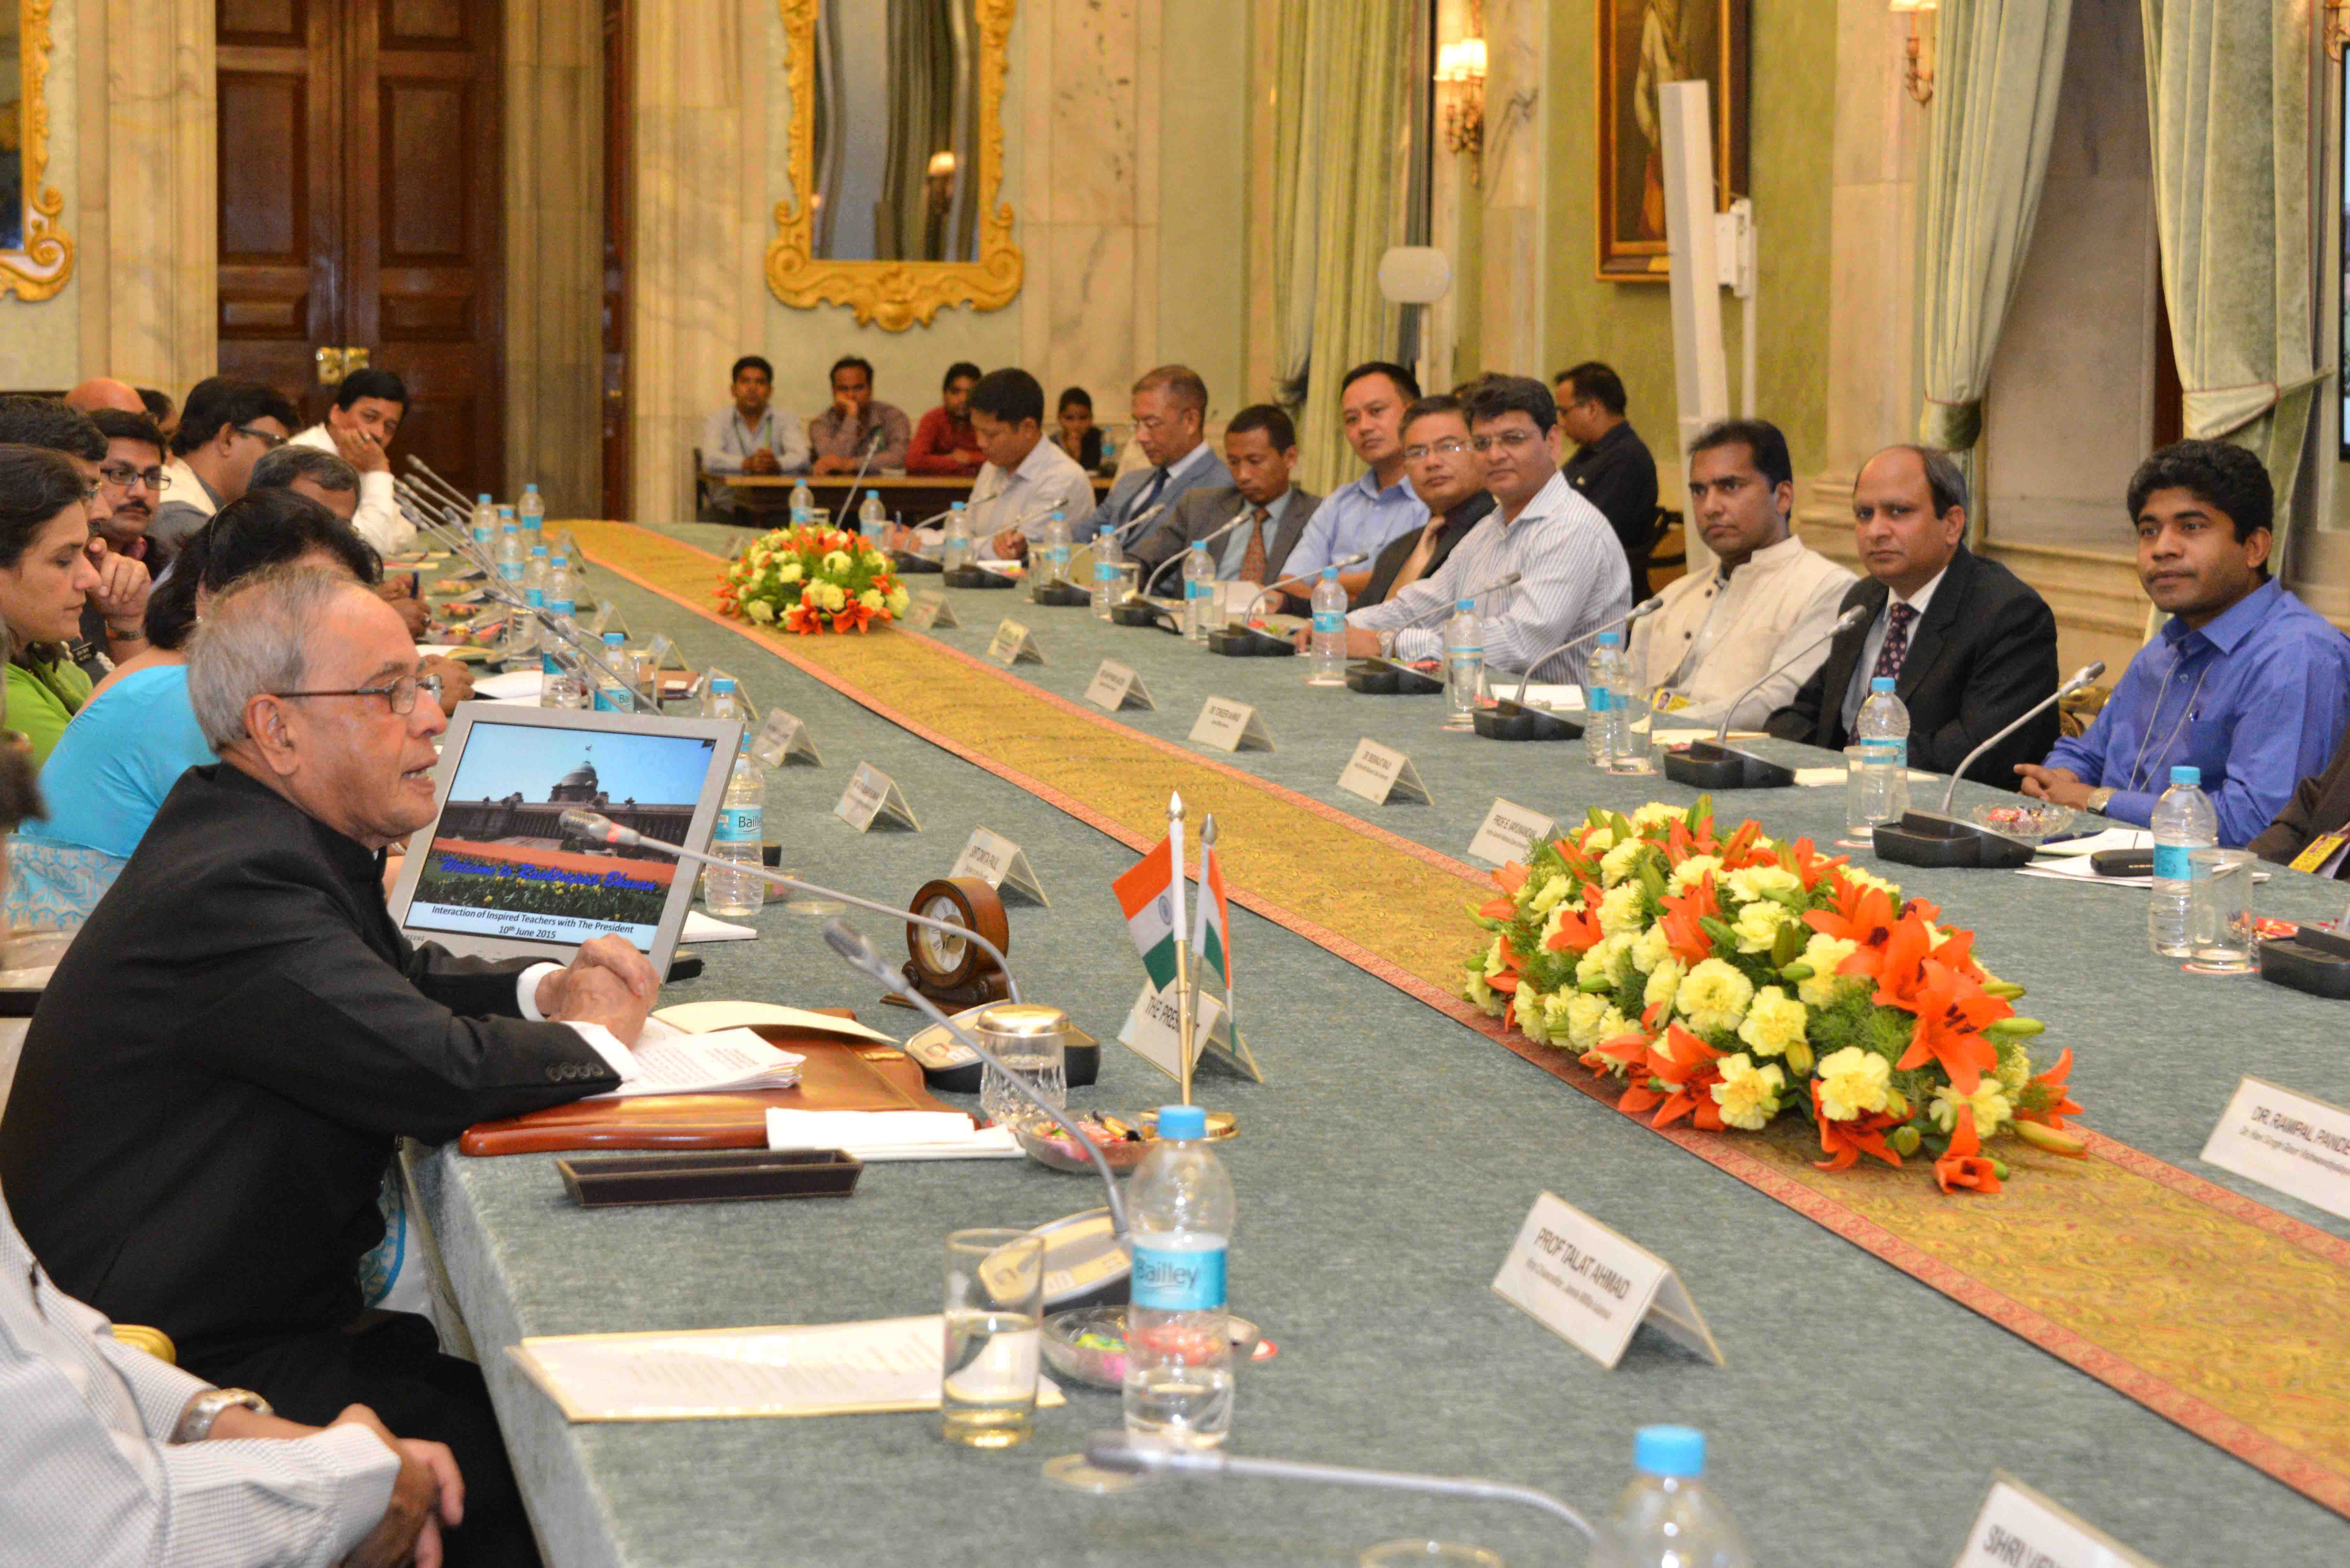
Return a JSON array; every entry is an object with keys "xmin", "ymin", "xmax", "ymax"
[
  {"xmin": 1127, "ymin": 404, "xmax": 1320, "ymax": 600},
  {"xmin": 1085, "ymin": 364, "xmax": 1232, "ymax": 546}
]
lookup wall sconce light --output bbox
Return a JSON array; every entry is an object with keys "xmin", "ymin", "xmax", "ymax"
[
  {"xmin": 1436, "ymin": 35, "xmax": 1487, "ymax": 179},
  {"xmin": 1889, "ymin": 0, "xmax": 1937, "ymax": 105}
]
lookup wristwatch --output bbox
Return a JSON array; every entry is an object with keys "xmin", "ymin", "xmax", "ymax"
[
  {"xmin": 1376, "ymin": 629, "xmax": 1398, "ymax": 661},
  {"xmin": 172, "ymin": 1387, "xmax": 272, "ymax": 1443},
  {"xmin": 2087, "ymin": 787, "xmax": 2118, "ymax": 814}
]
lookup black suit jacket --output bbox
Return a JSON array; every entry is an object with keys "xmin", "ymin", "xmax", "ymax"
[
  {"xmin": 1764, "ymin": 546, "xmax": 2060, "ymax": 785},
  {"xmin": 2249, "ymin": 726, "xmax": 2350, "ymax": 868},
  {"xmin": 1563, "ymin": 421, "xmax": 1660, "ymax": 592},
  {"xmin": 0, "ymin": 764, "xmax": 622, "ymax": 1367},
  {"xmin": 1360, "ymin": 491, "xmax": 1496, "ymax": 607},
  {"xmin": 1128, "ymin": 483, "xmax": 1320, "ymax": 586}
]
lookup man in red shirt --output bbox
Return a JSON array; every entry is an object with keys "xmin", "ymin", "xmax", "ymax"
[{"xmin": 907, "ymin": 361, "xmax": 986, "ymax": 475}]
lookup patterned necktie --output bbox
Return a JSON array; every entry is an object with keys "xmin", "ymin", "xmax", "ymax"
[
  {"xmin": 1238, "ymin": 506, "xmax": 1271, "ymax": 583},
  {"xmin": 1872, "ymin": 600, "xmax": 1917, "ymax": 682}
]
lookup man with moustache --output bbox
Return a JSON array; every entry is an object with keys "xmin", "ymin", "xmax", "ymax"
[{"xmin": 1353, "ymin": 395, "xmax": 1495, "ymax": 608}]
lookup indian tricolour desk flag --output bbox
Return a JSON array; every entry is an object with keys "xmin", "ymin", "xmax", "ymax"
[
  {"xmin": 1112, "ymin": 837, "xmax": 1180, "ymax": 990},
  {"xmin": 1191, "ymin": 837, "xmax": 1232, "ymax": 990}
]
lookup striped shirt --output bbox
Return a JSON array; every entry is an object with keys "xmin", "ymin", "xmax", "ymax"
[
  {"xmin": 0, "ymin": 1187, "xmax": 398, "ymax": 1565},
  {"xmin": 1349, "ymin": 470, "xmax": 1631, "ymax": 686}
]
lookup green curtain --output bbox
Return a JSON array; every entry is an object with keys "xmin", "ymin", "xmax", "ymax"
[
  {"xmin": 1914, "ymin": 0, "xmax": 2073, "ymax": 547},
  {"xmin": 1268, "ymin": 0, "xmax": 1414, "ymax": 494},
  {"xmin": 2141, "ymin": 0, "xmax": 2323, "ymax": 568}
]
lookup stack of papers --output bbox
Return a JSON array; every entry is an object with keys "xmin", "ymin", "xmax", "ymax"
[
  {"xmin": 680, "ymin": 910, "xmax": 759, "ymax": 944},
  {"xmin": 588, "ymin": 1020, "xmax": 803, "ymax": 1099},
  {"xmin": 766, "ymin": 1109, "xmax": 1019, "ymax": 1161},
  {"xmin": 472, "ymin": 668, "xmax": 546, "ymax": 705}
]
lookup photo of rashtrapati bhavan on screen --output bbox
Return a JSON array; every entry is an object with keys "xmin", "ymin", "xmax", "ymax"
[{"xmin": 405, "ymin": 721, "xmax": 718, "ymax": 949}]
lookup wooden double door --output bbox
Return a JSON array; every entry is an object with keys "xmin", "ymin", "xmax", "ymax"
[{"xmin": 216, "ymin": 0, "xmax": 504, "ymax": 498}]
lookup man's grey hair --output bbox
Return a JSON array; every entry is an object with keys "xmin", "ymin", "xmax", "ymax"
[
  {"xmin": 1131, "ymin": 364, "xmax": 1208, "ymax": 416},
  {"xmin": 250, "ymin": 444, "xmax": 360, "ymax": 495},
  {"xmin": 186, "ymin": 567, "xmax": 357, "ymax": 749},
  {"xmin": 1882, "ymin": 443, "xmax": 1969, "ymax": 518}
]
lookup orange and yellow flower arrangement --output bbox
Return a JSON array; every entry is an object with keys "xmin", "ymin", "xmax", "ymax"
[
  {"xmin": 1464, "ymin": 799, "xmax": 2084, "ymax": 1193},
  {"xmin": 715, "ymin": 524, "xmax": 911, "ymax": 635}
]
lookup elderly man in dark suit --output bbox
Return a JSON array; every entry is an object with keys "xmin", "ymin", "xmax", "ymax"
[
  {"xmin": 1127, "ymin": 404, "xmax": 1320, "ymax": 600},
  {"xmin": 1086, "ymin": 364, "xmax": 1232, "ymax": 547},
  {"xmin": 1, "ymin": 567, "xmax": 665, "ymax": 1565},
  {"xmin": 1766, "ymin": 444, "xmax": 2059, "ymax": 785}
]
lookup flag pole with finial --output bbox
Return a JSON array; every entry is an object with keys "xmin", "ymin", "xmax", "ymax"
[{"xmin": 1167, "ymin": 791, "xmax": 1193, "ymax": 1106}]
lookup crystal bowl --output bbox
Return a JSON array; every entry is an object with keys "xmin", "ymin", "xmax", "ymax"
[
  {"xmin": 1040, "ymin": 1305, "xmax": 1262, "ymax": 1390},
  {"xmin": 1969, "ymin": 800, "xmax": 2077, "ymax": 846},
  {"xmin": 1010, "ymin": 1113, "xmax": 1154, "ymax": 1174}
]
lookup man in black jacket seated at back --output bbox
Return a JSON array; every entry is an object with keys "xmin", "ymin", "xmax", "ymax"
[
  {"xmin": 0, "ymin": 567, "xmax": 661, "ymax": 1566},
  {"xmin": 1766, "ymin": 444, "xmax": 2060, "ymax": 785}
]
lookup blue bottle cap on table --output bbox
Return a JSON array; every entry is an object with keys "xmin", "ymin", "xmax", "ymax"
[
  {"xmin": 711, "ymin": 676, "xmax": 736, "ymax": 694},
  {"xmin": 1322, "ymin": 566, "xmax": 1337, "ymax": 580},
  {"xmin": 1871, "ymin": 675, "xmax": 1896, "ymax": 692},
  {"xmin": 2171, "ymin": 765, "xmax": 2200, "ymax": 787},
  {"xmin": 525, "ymin": 482, "xmax": 539, "ymax": 493},
  {"xmin": 1597, "ymin": 630, "xmax": 1620, "ymax": 646},
  {"xmin": 604, "ymin": 632, "xmax": 625, "ymax": 646},
  {"xmin": 867, "ymin": 489, "xmax": 880, "ymax": 500},
  {"xmin": 1455, "ymin": 598, "xmax": 1473, "ymax": 613},
  {"xmin": 1156, "ymin": 1104, "xmax": 1207, "ymax": 1139},
  {"xmin": 477, "ymin": 493, "xmax": 492, "ymax": 503},
  {"xmin": 1633, "ymin": 1425, "xmax": 1705, "ymax": 1479}
]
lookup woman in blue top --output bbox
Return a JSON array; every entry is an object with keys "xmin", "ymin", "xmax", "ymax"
[{"xmin": 9, "ymin": 490, "xmax": 384, "ymax": 926}]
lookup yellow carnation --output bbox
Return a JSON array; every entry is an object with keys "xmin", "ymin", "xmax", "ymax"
[
  {"xmin": 1730, "ymin": 899, "xmax": 1798, "ymax": 954},
  {"xmin": 1528, "ymin": 874, "xmax": 1576, "ymax": 916},
  {"xmin": 858, "ymin": 588, "xmax": 885, "ymax": 612},
  {"xmin": 775, "ymin": 561, "xmax": 804, "ymax": 584},
  {"xmin": 744, "ymin": 599, "xmax": 776, "ymax": 624},
  {"xmin": 1599, "ymin": 838, "xmax": 1646, "ymax": 887},
  {"xmin": 863, "ymin": 550, "xmax": 890, "ymax": 570},
  {"xmin": 1840, "ymin": 866, "xmax": 1901, "ymax": 901},
  {"xmin": 1631, "ymin": 803, "xmax": 1683, "ymax": 830},
  {"xmin": 1464, "ymin": 969, "xmax": 1505, "ymax": 1018},
  {"xmin": 1566, "ymin": 994, "xmax": 1627, "ymax": 1051},
  {"xmin": 1710, "ymin": 1053, "xmax": 1787, "ymax": 1130},
  {"xmin": 1642, "ymin": 956, "xmax": 1684, "ymax": 1016},
  {"xmin": 1815, "ymin": 1047, "xmax": 1892, "ymax": 1121},
  {"xmin": 885, "ymin": 587, "xmax": 910, "ymax": 614},
  {"xmin": 1734, "ymin": 986, "xmax": 1808, "ymax": 1059},
  {"xmin": 1676, "ymin": 958, "xmax": 1754, "ymax": 1035},
  {"xmin": 1482, "ymin": 935, "xmax": 1512, "ymax": 981},
  {"xmin": 1668, "ymin": 854, "xmax": 1723, "ymax": 893},
  {"xmin": 1580, "ymin": 825, "xmax": 1617, "ymax": 854},
  {"xmin": 1725, "ymin": 865, "xmax": 1800, "ymax": 903},
  {"xmin": 1596, "ymin": 882, "xmax": 1646, "ymax": 938},
  {"xmin": 1930, "ymin": 1080, "xmax": 2014, "ymax": 1139},
  {"xmin": 1994, "ymin": 1044, "xmax": 2031, "ymax": 1096},
  {"xmin": 1630, "ymin": 922, "xmax": 1673, "ymax": 975},
  {"xmin": 1576, "ymin": 932, "xmax": 1635, "ymax": 989},
  {"xmin": 1795, "ymin": 932, "xmax": 1860, "ymax": 1008},
  {"xmin": 1512, "ymin": 988, "xmax": 1554, "ymax": 1046},
  {"xmin": 822, "ymin": 550, "xmax": 853, "ymax": 573}
]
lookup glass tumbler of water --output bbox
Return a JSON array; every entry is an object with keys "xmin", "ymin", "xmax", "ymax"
[
  {"xmin": 2184, "ymin": 848, "xmax": 2258, "ymax": 974},
  {"xmin": 1610, "ymin": 690, "xmax": 1659, "ymax": 775},
  {"xmin": 1839, "ymin": 744, "xmax": 1890, "ymax": 848},
  {"xmin": 942, "ymin": 1228, "xmax": 1044, "ymax": 1448},
  {"xmin": 974, "ymin": 1002, "xmax": 1068, "ymax": 1127}
]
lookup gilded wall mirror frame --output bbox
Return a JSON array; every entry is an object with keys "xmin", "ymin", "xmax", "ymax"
[
  {"xmin": 0, "ymin": 0, "xmax": 73, "ymax": 300},
  {"xmin": 766, "ymin": 0, "xmax": 1022, "ymax": 331}
]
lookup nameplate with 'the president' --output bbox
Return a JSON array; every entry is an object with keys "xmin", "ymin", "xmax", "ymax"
[
  {"xmin": 835, "ymin": 763, "xmax": 919, "ymax": 833},
  {"xmin": 2198, "ymin": 1076, "xmax": 2350, "ymax": 1221},
  {"xmin": 1190, "ymin": 697, "xmax": 1273, "ymax": 753},
  {"xmin": 1490, "ymin": 1190, "xmax": 1720, "ymax": 1369}
]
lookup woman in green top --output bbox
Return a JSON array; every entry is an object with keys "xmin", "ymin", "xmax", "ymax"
[{"xmin": 0, "ymin": 447, "xmax": 105, "ymax": 763}]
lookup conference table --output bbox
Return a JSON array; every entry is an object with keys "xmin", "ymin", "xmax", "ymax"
[
  {"xmin": 414, "ymin": 521, "xmax": 2350, "ymax": 1567},
  {"xmin": 709, "ymin": 471, "xmax": 1117, "ymax": 523}
]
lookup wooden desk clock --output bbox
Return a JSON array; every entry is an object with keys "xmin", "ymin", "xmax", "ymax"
[{"xmin": 892, "ymin": 877, "xmax": 1012, "ymax": 1010}]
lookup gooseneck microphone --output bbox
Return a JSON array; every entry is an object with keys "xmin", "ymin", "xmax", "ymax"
[
  {"xmin": 1939, "ymin": 660, "xmax": 2105, "ymax": 816},
  {"xmin": 1141, "ymin": 507, "xmax": 1256, "ymax": 596},
  {"xmin": 1658, "ymin": 603, "xmax": 1873, "ymax": 791},
  {"xmin": 1512, "ymin": 593, "xmax": 1664, "ymax": 703},
  {"xmin": 555, "ymin": 810, "xmax": 1022, "ymax": 1005},
  {"xmin": 1235, "ymin": 550, "xmax": 1372, "ymax": 620},
  {"xmin": 1078, "ymin": 1432, "xmax": 1596, "ymax": 1541},
  {"xmin": 822, "ymin": 920, "xmax": 1128, "ymax": 1243},
  {"xmin": 1712, "ymin": 602, "xmax": 1872, "ymax": 746}
]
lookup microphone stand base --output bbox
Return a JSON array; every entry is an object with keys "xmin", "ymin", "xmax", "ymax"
[
  {"xmin": 889, "ymin": 551, "xmax": 942, "ymax": 575},
  {"xmin": 1661, "ymin": 742, "xmax": 1796, "ymax": 790},
  {"xmin": 1206, "ymin": 624, "xmax": 1298, "ymax": 657},
  {"xmin": 1345, "ymin": 659, "xmax": 1445, "ymax": 695},
  {"xmin": 1472, "ymin": 700, "xmax": 1583, "ymax": 741},
  {"xmin": 1031, "ymin": 580, "xmax": 1091, "ymax": 608},
  {"xmin": 1042, "ymin": 1453, "xmax": 1156, "ymax": 1495},
  {"xmin": 1111, "ymin": 602, "xmax": 1175, "ymax": 630},
  {"xmin": 944, "ymin": 565, "xmax": 1015, "ymax": 590},
  {"xmin": 1871, "ymin": 812, "xmax": 2036, "ymax": 870}
]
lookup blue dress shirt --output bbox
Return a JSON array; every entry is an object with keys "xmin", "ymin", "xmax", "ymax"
[
  {"xmin": 1283, "ymin": 469, "xmax": 1429, "ymax": 579},
  {"xmin": 2042, "ymin": 579, "xmax": 2350, "ymax": 845}
]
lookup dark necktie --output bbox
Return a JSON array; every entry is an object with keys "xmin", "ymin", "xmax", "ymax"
[
  {"xmin": 1872, "ymin": 601, "xmax": 1916, "ymax": 682},
  {"xmin": 1238, "ymin": 506, "xmax": 1271, "ymax": 583},
  {"xmin": 1133, "ymin": 466, "xmax": 1171, "ymax": 522}
]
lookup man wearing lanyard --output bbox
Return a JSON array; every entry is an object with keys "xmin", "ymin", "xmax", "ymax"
[
  {"xmin": 701, "ymin": 356, "xmax": 808, "ymax": 514},
  {"xmin": 2018, "ymin": 441, "xmax": 2350, "ymax": 848}
]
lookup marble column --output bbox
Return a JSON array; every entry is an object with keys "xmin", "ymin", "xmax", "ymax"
[
  {"xmin": 505, "ymin": 0, "xmax": 604, "ymax": 515},
  {"xmin": 99, "ymin": 0, "xmax": 215, "ymax": 390},
  {"xmin": 1424, "ymin": 0, "xmax": 1483, "ymax": 393},
  {"xmin": 1476, "ymin": 0, "xmax": 1544, "ymax": 377}
]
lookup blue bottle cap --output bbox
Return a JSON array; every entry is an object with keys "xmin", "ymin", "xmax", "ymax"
[
  {"xmin": 2171, "ymin": 765, "xmax": 2200, "ymax": 787},
  {"xmin": 1322, "ymin": 566, "xmax": 1338, "ymax": 580},
  {"xmin": 1156, "ymin": 1104, "xmax": 1208, "ymax": 1139},
  {"xmin": 1192, "ymin": 539, "xmax": 1209, "ymax": 550},
  {"xmin": 1870, "ymin": 675, "xmax": 1896, "ymax": 693},
  {"xmin": 711, "ymin": 676, "xmax": 737, "ymax": 693},
  {"xmin": 1597, "ymin": 630, "xmax": 1620, "ymax": 646},
  {"xmin": 551, "ymin": 556, "xmax": 568, "ymax": 568},
  {"xmin": 603, "ymin": 631, "xmax": 625, "ymax": 646},
  {"xmin": 524, "ymin": 482, "xmax": 539, "ymax": 493},
  {"xmin": 477, "ymin": 493, "xmax": 492, "ymax": 503},
  {"xmin": 867, "ymin": 489, "xmax": 880, "ymax": 500},
  {"xmin": 531, "ymin": 544, "xmax": 548, "ymax": 555},
  {"xmin": 1455, "ymin": 598, "xmax": 1474, "ymax": 613},
  {"xmin": 1633, "ymin": 1425, "xmax": 1706, "ymax": 1479}
]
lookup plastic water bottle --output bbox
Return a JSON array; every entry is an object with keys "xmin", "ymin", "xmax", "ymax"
[
  {"xmin": 1854, "ymin": 675, "xmax": 1912, "ymax": 826},
  {"xmin": 1182, "ymin": 540, "xmax": 1217, "ymax": 643},
  {"xmin": 516, "ymin": 482, "xmax": 544, "ymax": 546},
  {"xmin": 470, "ymin": 494, "xmax": 494, "ymax": 554},
  {"xmin": 1100, "ymin": 427, "xmax": 1119, "ymax": 470},
  {"xmin": 1122, "ymin": 1103, "xmax": 1235, "ymax": 1449},
  {"xmin": 1093, "ymin": 526, "xmax": 1124, "ymax": 618},
  {"xmin": 859, "ymin": 489, "xmax": 886, "ymax": 542},
  {"xmin": 1443, "ymin": 598, "xmax": 1483, "ymax": 731},
  {"xmin": 1592, "ymin": 1427, "xmax": 1753, "ymax": 1568},
  {"xmin": 592, "ymin": 630, "xmax": 633, "ymax": 712},
  {"xmin": 539, "ymin": 555, "xmax": 583, "ymax": 706},
  {"xmin": 1584, "ymin": 630, "xmax": 1626, "ymax": 765},
  {"xmin": 941, "ymin": 501, "xmax": 973, "ymax": 571},
  {"xmin": 2150, "ymin": 764, "xmax": 2217, "ymax": 957},
  {"xmin": 1307, "ymin": 567, "xmax": 1347, "ymax": 686},
  {"xmin": 702, "ymin": 729, "xmax": 766, "ymax": 917},
  {"xmin": 495, "ymin": 520, "xmax": 525, "ymax": 586},
  {"xmin": 1040, "ymin": 509, "xmax": 1072, "ymax": 585},
  {"xmin": 789, "ymin": 477, "xmax": 815, "ymax": 519}
]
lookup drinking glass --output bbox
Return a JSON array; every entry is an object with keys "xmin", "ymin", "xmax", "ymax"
[
  {"xmin": 976, "ymin": 1004, "xmax": 1068, "ymax": 1126},
  {"xmin": 942, "ymin": 1228, "xmax": 1045, "ymax": 1448},
  {"xmin": 1609, "ymin": 689, "xmax": 1658, "ymax": 775},
  {"xmin": 2185, "ymin": 848, "xmax": 2258, "ymax": 974},
  {"xmin": 1838, "ymin": 743, "xmax": 1892, "ymax": 849}
]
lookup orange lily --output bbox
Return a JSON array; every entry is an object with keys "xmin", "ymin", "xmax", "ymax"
[
  {"xmin": 1617, "ymin": 1024, "xmax": 1726, "ymax": 1131},
  {"xmin": 1580, "ymin": 1027, "xmax": 1649, "ymax": 1080},
  {"xmin": 2014, "ymin": 1047, "xmax": 2084, "ymax": 1131},
  {"xmin": 1718, "ymin": 818, "xmax": 1768, "ymax": 870},
  {"xmin": 1781, "ymin": 836, "xmax": 1848, "ymax": 892},
  {"xmin": 1810, "ymin": 1081, "xmax": 1906, "ymax": 1171},
  {"xmin": 1657, "ymin": 873, "xmax": 1722, "ymax": 966},
  {"xmin": 1895, "ymin": 957, "xmax": 2007, "ymax": 1093},
  {"xmin": 1934, "ymin": 1106, "xmax": 2003, "ymax": 1194},
  {"xmin": 1543, "ymin": 886, "xmax": 1607, "ymax": 955},
  {"xmin": 1806, "ymin": 876, "xmax": 1898, "ymax": 949}
]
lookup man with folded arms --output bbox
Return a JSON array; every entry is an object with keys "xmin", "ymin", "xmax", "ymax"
[
  {"xmin": 1766, "ymin": 444, "xmax": 2059, "ymax": 784},
  {"xmin": 1, "ymin": 569, "xmax": 666, "ymax": 1564},
  {"xmin": 1631, "ymin": 418, "xmax": 1854, "ymax": 731},
  {"xmin": 2017, "ymin": 440, "xmax": 2350, "ymax": 846},
  {"xmin": 1334, "ymin": 376, "xmax": 1629, "ymax": 687}
]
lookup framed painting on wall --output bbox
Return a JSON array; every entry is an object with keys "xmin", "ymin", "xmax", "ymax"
[{"xmin": 1596, "ymin": 0, "xmax": 1748, "ymax": 282}]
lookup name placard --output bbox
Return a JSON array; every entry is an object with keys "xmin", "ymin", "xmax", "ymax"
[
  {"xmin": 904, "ymin": 591, "xmax": 956, "ymax": 630},
  {"xmin": 588, "ymin": 600, "xmax": 617, "ymax": 636},
  {"xmin": 1084, "ymin": 658, "xmax": 1156, "ymax": 712},
  {"xmin": 2198, "ymin": 1076, "xmax": 2350, "ymax": 1221},
  {"xmin": 641, "ymin": 631, "xmax": 677, "ymax": 671},
  {"xmin": 1490, "ymin": 1191, "xmax": 1721, "ymax": 1369},
  {"xmin": 1468, "ymin": 799, "xmax": 1558, "ymax": 866},
  {"xmin": 1336, "ymin": 738, "xmax": 1431, "ymax": 806},
  {"xmin": 834, "ymin": 762, "xmax": 920, "ymax": 833},
  {"xmin": 987, "ymin": 618, "xmax": 1044, "ymax": 666},
  {"xmin": 1189, "ymin": 697, "xmax": 1274, "ymax": 753},
  {"xmin": 1115, "ymin": 982, "xmax": 1260, "ymax": 1083},
  {"xmin": 1954, "ymin": 1476, "xmax": 2158, "ymax": 1568},
  {"xmin": 750, "ymin": 709, "xmax": 822, "ymax": 769},
  {"xmin": 949, "ymin": 826, "xmax": 1049, "ymax": 906}
]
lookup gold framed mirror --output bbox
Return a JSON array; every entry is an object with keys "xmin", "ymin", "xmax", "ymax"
[
  {"xmin": 766, "ymin": 0, "xmax": 1021, "ymax": 331},
  {"xmin": 0, "ymin": 0, "xmax": 72, "ymax": 300}
]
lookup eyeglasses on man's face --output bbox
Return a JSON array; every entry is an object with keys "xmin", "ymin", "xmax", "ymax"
[
  {"xmin": 272, "ymin": 673, "xmax": 443, "ymax": 715},
  {"xmin": 235, "ymin": 425, "xmax": 288, "ymax": 450},
  {"xmin": 100, "ymin": 462, "xmax": 166, "ymax": 491},
  {"xmin": 1469, "ymin": 429, "xmax": 1541, "ymax": 453},
  {"xmin": 1404, "ymin": 437, "xmax": 1472, "ymax": 462}
]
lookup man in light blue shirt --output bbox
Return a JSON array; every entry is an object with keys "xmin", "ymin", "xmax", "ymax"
[
  {"xmin": 2018, "ymin": 440, "xmax": 2350, "ymax": 846},
  {"xmin": 1278, "ymin": 361, "xmax": 1429, "ymax": 607},
  {"xmin": 700, "ymin": 355, "xmax": 807, "ymax": 513},
  {"xmin": 1086, "ymin": 365, "xmax": 1231, "ymax": 547}
]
